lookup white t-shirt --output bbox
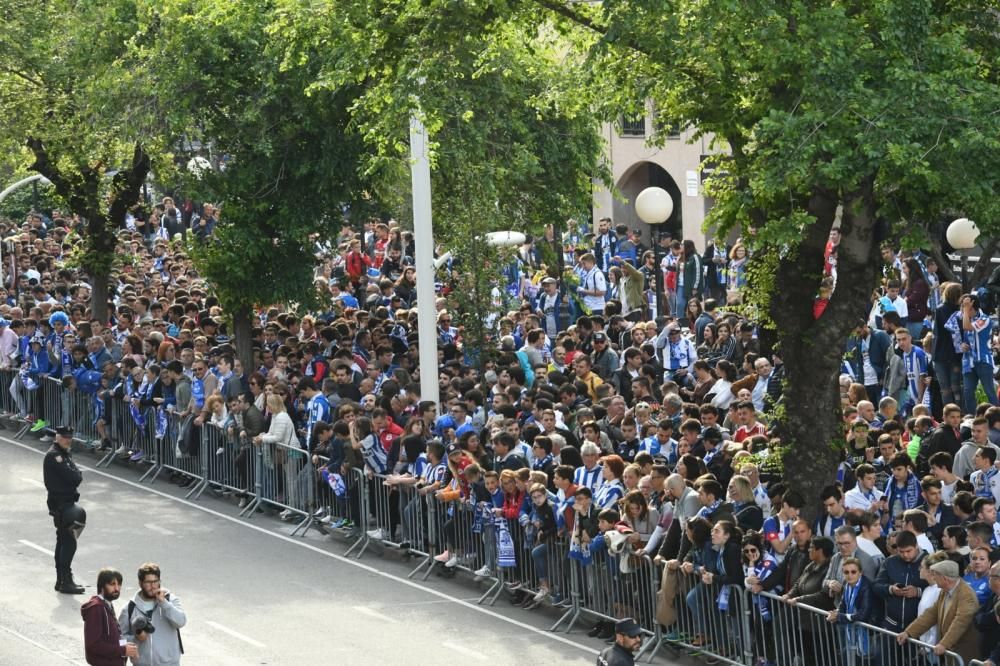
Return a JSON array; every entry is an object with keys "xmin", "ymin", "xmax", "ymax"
[
  {"xmin": 580, "ymin": 267, "xmax": 607, "ymax": 312},
  {"xmin": 844, "ymin": 485, "xmax": 884, "ymax": 512}
]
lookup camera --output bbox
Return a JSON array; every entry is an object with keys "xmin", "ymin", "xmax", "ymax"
[{"xmin": 131, "ymin": 614, "xmax": 156, "ymax": 635}]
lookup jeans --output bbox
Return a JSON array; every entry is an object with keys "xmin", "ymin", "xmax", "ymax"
[
  {"xmin": 934, "ymin": 359, "xmax": 963, "ymax": 406},
  {"xmin": 531, "ymin": 542, "xmax": 548, "ymax": 582},
  {"xmin": 686, "ymin": 583, "xmax": 705, "ymax": 632},
  {"xmin": 963, "ymin": 361, "xmax": 999, "ymax": 414}
]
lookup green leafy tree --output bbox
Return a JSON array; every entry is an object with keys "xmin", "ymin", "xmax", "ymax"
[
  {"xmin": 275, "ymin": 2, "xmax": 606, "ymax": 372},
  {"xmin": 0, "ymin": 0, "xmax": 173, "ymax": 321},
  {"xmin": 569, "ymin": 0, "xmax": 1000, "ymax": 513},
  {"xmin": 136, "ymin": 0, "xmax": 371, "ymax": 369}
]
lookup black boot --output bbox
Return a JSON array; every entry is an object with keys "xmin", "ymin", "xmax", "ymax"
[
  {"xmin": 58, "ymin": 572, "xmax": 84, "ymax": 594},
  {"xmin": 54, "ymin": 572, "xmax": 63, "ymax": 591}
]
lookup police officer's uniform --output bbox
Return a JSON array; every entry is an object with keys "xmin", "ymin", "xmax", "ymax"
[
  {"xmin": 43, "ymin": 426, "xmax": 85, "ymax": 593},
  {"xmin": 595, "ymin": 619, "xmax": 641, "ymax": 666}
]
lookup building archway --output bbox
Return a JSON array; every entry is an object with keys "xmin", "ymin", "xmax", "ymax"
[{"xmin": 613, "ymin": 161, "xmax": 683, "ymax": 242}]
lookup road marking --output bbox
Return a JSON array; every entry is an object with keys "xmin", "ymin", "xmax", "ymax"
[
  {"xmin": 351, "ymin": 606, "xmax": 398, "ymax": 623},
  {"xmin": 0, "ymin": 623, "xmax": 85, "ymax": 665},
  {"xmin": 0, "ymin": 436, "xmax": 600, "ymax": 656},
  {"xmin": 144, "ymin": 523, "xmax": 176, "ymax": 536},
  {"xmin": 18, "ymin": 539, "xmax": 54, "ymax": 557},
  {"xmin": 19, "ymin": 477, "xmax": 45, "ymax": 489},
  {"xmin": 204, "ymin": 620, "xmax": 267, "ymax": 649},
  {"xmin": 444, "ymin": 641, "xmax": 488, "ymax": 661}
]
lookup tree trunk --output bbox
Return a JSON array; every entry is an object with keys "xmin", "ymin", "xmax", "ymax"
[
  {"xmin": 769, "ymin": 182, "xmax": 882, "ymax": 523},
  {"xmin": 232, "ymin": 305, "xmax": 255, "ymax": 375},
  {"xmin": 90, "ymin": 273, "xmax": 110, "ymax": 324}
]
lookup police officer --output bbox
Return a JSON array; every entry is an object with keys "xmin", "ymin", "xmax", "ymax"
[
  {"xmin": 43, "ymin": 425, "xmax": 86, "ymax": 594},
  {"xmin": 596, "ymin": 619, "xmax": 642, "ymax": 666}
]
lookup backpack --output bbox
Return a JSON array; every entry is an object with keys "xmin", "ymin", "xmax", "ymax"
[{"xmin": 126, "ymin": 598, "xmax": 184, "ymax": 654}]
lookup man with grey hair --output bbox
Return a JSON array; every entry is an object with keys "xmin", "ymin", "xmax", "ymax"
[
  {"xmin": 874, "ymin": 395, "xmax": 899, "ymax": 428},
  {"xmin": 822, "ymin": 525, "xmax": 878, "ymax": 603},
  {"xmin": 573, "ymin": 442, "xmax": 604, "ymax": 493},
  {"xmin": 899, "ymin": 559, "xmax": 981, "ymax": 660}
]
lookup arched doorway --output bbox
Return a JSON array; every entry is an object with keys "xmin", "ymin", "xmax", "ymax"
[{"xmin": 613, "ymin": 161, "xmax": 683, "ymax": 242}]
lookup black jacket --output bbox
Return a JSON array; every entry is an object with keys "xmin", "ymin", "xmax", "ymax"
[
  {"xmin": 873, "ymin": 553, "xmax": 928, "ymax": 630},
  {"xmin": 43, "ymin": 445, "xmax": 82, "ymax": 513},
  {"xmin": 761, "ymin": 543, "xmax": 810, "ymax": 593}
]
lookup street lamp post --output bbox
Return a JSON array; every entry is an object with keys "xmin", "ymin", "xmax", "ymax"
[
  {"xmin": 635, "ymin": 187, "xmax": 674, "ymax": 323},
  {"xmin": 0, "ymin": 174, "xmax": 52, "ymax": 287},
  {"xmin": 947, "ymin": 217, "xmax": 980, "ymax": 292}
]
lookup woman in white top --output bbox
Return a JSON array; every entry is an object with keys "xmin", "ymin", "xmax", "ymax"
[
  {"xmin": 915, "ymin": 551, "xmax": 948, "ymax": 646},
  {"xmin": 255, "ymin": 393, "xmax": 295, "ymax": 447},
  {"xmin": 254, "ymin": 394, "xmax": 298, "ymax": 516},
  {"xmin": 709, "ymin": 360, "xmax": 738, "ymax": 410}
]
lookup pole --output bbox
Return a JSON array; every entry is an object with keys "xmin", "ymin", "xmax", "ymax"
[
  {"xmin": 654, "ymin": 233, "xmax": 664, "ymax": 322},
  {"xmin": 31, "ymin": 179, "xmax": 39, "ymax": 212},
  {"xmin": 0, "ymin": 175, "xmax": 52, "ymax": 290},
  {"xmin": 410, "ymin": 112, "xmax": 440, "ymax": 408},
  {"xmin": 961, "ymin": 251, "xmax": 969, "ymax": 293}
]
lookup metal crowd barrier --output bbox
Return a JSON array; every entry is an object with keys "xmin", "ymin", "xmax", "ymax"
[
  {"xmin": 551, "ymin": 549, "xmax": 662, "ymax": 662},
  {"xmin": 761, "ymin": 590, "xmax": 964, "ymax": 666},
  {"xmin": 0, "ymin": 368, "xmax": 17, "ymax": 416},
  {"xmin": 245, "ymin": 438, "xmax": 317, "ymax": 536},
  {"xmin": 156, "ymin": 412, "xmax": 207, "ymax": 499},
  {"xmin": 354, "ymin": 472, "xmax": 436, "ymax": 578},
  {"xmin": 3, "ymin": 376, "xmax": 987, "ymax": 665}
]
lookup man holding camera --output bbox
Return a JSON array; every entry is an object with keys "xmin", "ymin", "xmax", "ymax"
[{"xmin": 118, "ymin": 563, "xmax": 186, "ymax": 665}]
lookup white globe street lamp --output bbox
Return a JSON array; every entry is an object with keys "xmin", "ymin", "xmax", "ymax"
[
  {"xmin": 947, "ymin": 218, "xmax": 979, "ymax": 250},
  {"xmin": 948, "ymin": 217, "xmax": 981, "ymax": 291},
  {"xmin": 635, "ymin": 187, "xmax": 674, "ymax": 321}
]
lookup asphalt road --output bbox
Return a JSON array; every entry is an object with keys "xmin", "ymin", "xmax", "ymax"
[{"xmin": 0, "ymin": 433, "xmax": 690, "ymax": 665}]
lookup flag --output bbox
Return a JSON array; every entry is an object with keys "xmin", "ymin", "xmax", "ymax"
[
  {"xmin": 130, "ymin": 403, "xmax": 146, "ymax": 429},
  {"xmin": 155, "ymin": 407, "xmax": 168, "ymax": 439},
  {"xmin": 495, "ymin": 516, "xmax": 516, "ymax": 569}
]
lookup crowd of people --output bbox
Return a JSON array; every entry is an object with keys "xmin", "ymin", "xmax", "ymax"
[{"xmin": 7, "ymin": 203, "xmax": 1000, "ymax": 666}]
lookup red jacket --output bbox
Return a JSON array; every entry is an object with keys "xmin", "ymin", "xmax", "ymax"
[
  {"xmin": 378, "ymin": 419, "xmax": 403, "ymax": 453},
  {"xmin": 81, "ymin": 596, "xmax": 126, "ymax": 666}
]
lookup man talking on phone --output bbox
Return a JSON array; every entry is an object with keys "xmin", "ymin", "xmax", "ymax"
[{"xmin": 118, "ymin": 563, "xmax": 186, "ymax": 665}]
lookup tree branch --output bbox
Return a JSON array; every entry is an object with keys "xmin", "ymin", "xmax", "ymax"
[{"xmin": 530, "ymin": 0, "xmax": 607, "ymax": 36}]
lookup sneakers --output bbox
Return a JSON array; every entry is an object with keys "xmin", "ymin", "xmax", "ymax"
[
  {"xmin": 533, "ymin": 587, "xmax": 550, "ymax": 602},
  {"xmin": 129, "ymin": 451, "xmax": 145, "ymax": 462},
  {"xmin": 434, "ymin": 550, "xmax": 451, "ymax": 563},
  {"xmin": 366, "ymin": 528, "xmax": 386, "ymax": 541},
  {"xmin": 30, "ymin": 419, "xmax": 47, "ymax": 432},
  {"xmin": 444, "ymin": 554, "xmax": 459, "ymax": 568},
  {"xmin": 313, "ymin": 507, "xmax": 328, "ymax": 519},
  {"xmin": 39, "ymin": 434, "xmax": 53, "ymax": 442},
  {"xmin": 215, "ymin": 447, "xmax": 224, "ymax": 455},
  {"xmin": 473, "ymin": 565, "xmax": 492, "ymax": 581},
  {"xmin": 238, "ymin": 497, "xmax": 249, "ymax": 509},
  {"xmin": 113, "ymin": 445, "xmax": 127, "ymax": 456},
  {"xmin": 279, "ymin": 509, "xmax": 295, "ymax": 521}
]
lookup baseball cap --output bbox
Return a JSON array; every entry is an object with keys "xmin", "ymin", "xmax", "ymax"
[{"xmin": 593, "ymin": 331, "xmax": 607, "ymax": 343}]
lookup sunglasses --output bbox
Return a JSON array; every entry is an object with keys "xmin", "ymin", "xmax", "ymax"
[{"xmin": 743, "ymin": 548, "xmax": 759, "ymax": 555}]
